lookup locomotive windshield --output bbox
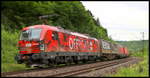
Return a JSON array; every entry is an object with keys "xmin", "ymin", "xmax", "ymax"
[{"xmin": 20, "ymin": 28, "xmax": 42, "ymax": 40}]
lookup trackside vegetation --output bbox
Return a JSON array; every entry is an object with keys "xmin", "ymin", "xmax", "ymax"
[
  {"xmin": 1, "ymin": 1, "xmax": 113, "ymax": 41},
  {"xmin": 107, "ymin": 42, "xmax": 149, "ymax": 77},
  {"xmin": 1, "ymin": 28, "xmax": 32, "ymax": 72}
]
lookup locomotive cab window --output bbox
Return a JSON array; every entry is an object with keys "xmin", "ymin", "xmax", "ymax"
[
  {"xmin": 30, "ymin": 29, "xmax": 42, "ymax": 40},
  {"xmin": 20, "ymin": 30, "xmax": 29, "ymax": 40},
  {"xmin": 20, "ymin": 28, "xmax": 42, "ymax": 41},
  {"xmin": 52, "ymin": 31, "xmax": 58, "ymax": 40}
]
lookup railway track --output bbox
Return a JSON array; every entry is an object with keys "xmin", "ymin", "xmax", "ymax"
[
  {"xmin": 48, "ymin": 57, "xmax": 140, "ymax": 77},
  {"xmin": 1, "ymin": 57, "xmax": 141, "ymax": 77},
  {"xmin": 1, "ymin": 59, "xmax": 104, "ymax": 76}
]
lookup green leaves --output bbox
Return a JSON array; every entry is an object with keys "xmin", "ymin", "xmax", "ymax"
[{"xmin": 1, "ymin": 1, "xmax": 111, "ymax": 41}]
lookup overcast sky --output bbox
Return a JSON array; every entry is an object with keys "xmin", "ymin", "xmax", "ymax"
[{"xmin": 81, "ymin": 1, "xmax": 149, "ymax": 41}]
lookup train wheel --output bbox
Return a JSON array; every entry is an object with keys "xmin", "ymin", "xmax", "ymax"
[
  {"xmin": 70, "ymin": 56, "xmax": 73, "ymax": 64},
  {"xmin": 48, "ymin": 63, "xmax": 53, "ymax": 67},
  {"xmin": 74, "ymin": 59, "xmax": 79, "ymax": 64},
  {"xmin": 74, "ymin": 61, "xmax": 78, "ymax": 64},
  {"xmin": 101, "ymin": 56, "xmax": 107, "ymax": 61},
  {"xmin": 47, "ymin": 59, "xmax": 54, "ymax": 67},
  {"xmin": 55, "ymin": 57, "xmax": 60, "ymax": 65},
  {"xmin": 65, "ymin": 56, "xmax": 71, "ymax": 65},
  {"xmin": 25, "ymin": 60, "xmax": 33, "ymax": 68},
  {"xmin": 73, "ymin": 56, "xmax": 78, "ymax": 64},
  {"xmin": 42, "ymin": 59, "xmax": 49, "ymax": 65},
  {"xmin": 82, "ymin": 59, "xmax": 87, "ymax": 63}
]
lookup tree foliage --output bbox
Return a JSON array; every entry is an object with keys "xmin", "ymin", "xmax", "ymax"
[{"xmin": 1, "ymin": 1, "xmax": 112, "ymax": 41}]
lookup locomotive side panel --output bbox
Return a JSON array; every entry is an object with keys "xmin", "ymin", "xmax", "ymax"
[
  {"xmin": 43, "ymin": 29, "xmax": 100, "ymax": 53},
  {"xmin": 92, "ymin": 39, "xmax": 100, "ymax": 52},
  {"xmin": 44, "ymin": 30, "xmax": 60, "ymax": 52},
  {"xmin": 58, "ymin": 32, "xmax": 68, "ymax": 52}
]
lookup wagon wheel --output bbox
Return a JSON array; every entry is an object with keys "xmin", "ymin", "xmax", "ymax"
[
  {"xmin": 47, "ymin": 59, "xmax": 55, "ymax": 67},
  {"xmin": 55, "ymin": 57, "xmax": 60, "ymax": 65},
  {"xmin": 82, "ymin": 59, "xmax": 87, "ymax": 63}
]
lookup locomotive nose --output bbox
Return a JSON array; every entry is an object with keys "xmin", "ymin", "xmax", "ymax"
[{"xmin": 19, "ymin": 41, "xmax": 41, "ymax": 54}]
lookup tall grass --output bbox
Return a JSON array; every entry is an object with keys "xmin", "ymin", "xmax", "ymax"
[
  {"xmin": 1, "ymin": 29, "xmax": 29, "ymax": 72},
  {"xmin": 108, "ymin": 47, "xmax": 149, "ymax": 77}
]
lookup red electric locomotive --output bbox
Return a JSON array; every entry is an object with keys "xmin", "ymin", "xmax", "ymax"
[
  {"xmin": 15, "ymin": 24, "xmax": 129, "ymax": 67},
  {"xmin": 15, "ymin": 25, "xmax": 101, "ymax": 67}
]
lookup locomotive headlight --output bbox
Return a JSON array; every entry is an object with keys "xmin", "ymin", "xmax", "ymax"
[
  {"xmin": 40, "ymin": 44, "xmax": 44, "ymax": 50},
  {"xmin": 26, "ymin": 43, "xmax": 31, "ymax": 47}
]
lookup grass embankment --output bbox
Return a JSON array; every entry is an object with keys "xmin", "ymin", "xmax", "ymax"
[
  {"xmin": 1, "ymin": 29, "xmax": 30, "ymax": 72},
  {"xmin": 108, "ymin": 47, "xmax": 149, "ymax": 77}
]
